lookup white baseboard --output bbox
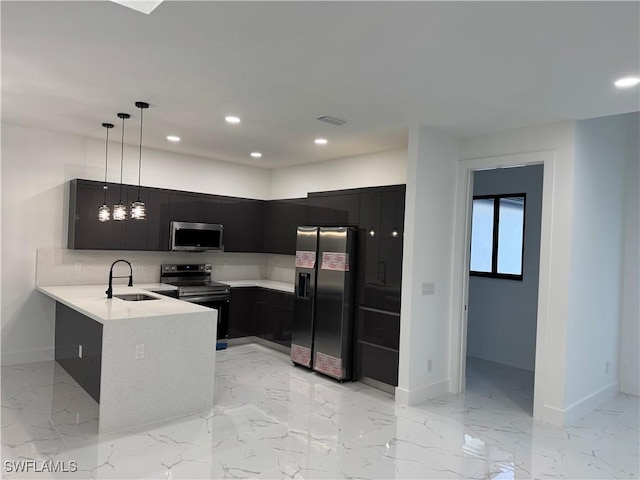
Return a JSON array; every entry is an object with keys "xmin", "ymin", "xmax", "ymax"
[
  {"xmin": 563, "ymin": 381, "xmax": 619, "ymax": 424},
  {"xmin": 535, "ymin": 381, "xmax": 619, "ymax": 426},
  {"xmin": 1, "ymin": 347, "xmax": 54, "ymax": 366},
  {"xmin": 395, "ymin": 378, "xmax": 450, "ymax": 405}
]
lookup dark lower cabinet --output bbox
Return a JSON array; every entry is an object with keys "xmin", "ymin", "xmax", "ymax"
[
  {"xmin": 354, "ymin": 306, "xmax": 400, "ymax": 387},
  {"xmin": 356, "ymin": 341, "xmax": 399, "ymax": 387},
  {"xmin": 228, "ymin": 287, "xmax": 257, "ymax": 339},
  {"xmin": 54, "ymin": 303, "xmax": 103, "ymax": 403},
  {"xmin": 256, "ymin": 289, "xmax": 294, "ymax": 347},
  {"xmin": 229, "ymin": 288, "xmax": 294, "ymax": 347}
]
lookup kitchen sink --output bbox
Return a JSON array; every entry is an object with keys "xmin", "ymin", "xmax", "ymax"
[{"xmin": 113, "ymin": 293, "xmax": 159, "ymax": 302}]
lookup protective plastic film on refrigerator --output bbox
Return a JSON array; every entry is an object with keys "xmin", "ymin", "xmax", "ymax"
[{"xmin": 291, "ymin": 226, "xmax": 357, "ymax": 381}]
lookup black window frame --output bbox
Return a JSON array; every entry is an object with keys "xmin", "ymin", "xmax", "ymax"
[{"xmin": 470, "ymin": 193, "xmax": 526, "ymax": 281}]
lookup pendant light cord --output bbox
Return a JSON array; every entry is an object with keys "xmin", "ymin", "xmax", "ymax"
[
  {"xmin": 119, "ymin": 116, "xmax": 125, "ymax": 203},
  {"xmin": 104, "ymin": 127, "xmax": 110, "ymax": 204},
  {"xmin": 137, "ymin": 106, "xmax": 143, "ymax": 200}
]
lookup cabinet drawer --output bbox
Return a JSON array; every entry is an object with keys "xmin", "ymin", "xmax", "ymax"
[
  {"xmin": 356, "ymin": 306, "xmax": 400, "ymax": 350},
  {"xmin": 356, "ymin": 341, "xmax": 399, "ymax": 387}
]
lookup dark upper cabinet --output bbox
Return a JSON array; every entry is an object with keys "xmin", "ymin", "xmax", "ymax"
[
  {"xmin": 143, "ymin": 188, "xmax": 170, "ymax": 251},
  {"xmin": 68, "ymin": 179, "xmax": 104, "ymax": 250},
  {"xmin": 357, "ymin": 186, "xmax": 405, "ymax": 313},
  {"xmin": 221, "ymin": 198, "xmax": 265, "ymax": 253},
  {"xmin": 307, "ymin": 193, "xmax": 360, "ymax": 226},
  {"xmin": 168, "ymin": 193, "xmax": 222, "ymax": 224},
  {"xmin": 101, "ymin": 183, "xmax": 129, "ymax": 250},
  {"xmin": 124, "ymin": 185, "xmax": 148, "ymax": 251},
  {"xmin": 263, "ymin": 198, "xmax": 307, "ymax": 255},
  {"xmin": 69, "ymin": 180, "xmax": 170, "ymax": 251}
]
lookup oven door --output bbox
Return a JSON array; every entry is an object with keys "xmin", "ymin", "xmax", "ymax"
[{"xmin": 180, "ymin": 295, "xmax": 230, "ymax": 350}]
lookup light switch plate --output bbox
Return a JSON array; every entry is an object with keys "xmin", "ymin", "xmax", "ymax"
[{"xmin": 421, "ymin": 282, "xmax": 435, "ymax": 295}]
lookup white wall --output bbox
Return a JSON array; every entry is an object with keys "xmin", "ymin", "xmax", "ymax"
[
  {"xmin": 566, "ymin": 113, "xmax": 638, "ymax": 410},
  {"xmin": 620, "ymin": 114, "xmax": 640, "ymax": 396},
  {"xmin": 467, "ymin": 164, "xmax": 544, "ymax": 371},
  {"xmin": 1, "ymin": 123, "xmax": 271, "ymax": 365},
  {"xmin": 269, "ymin": 149, "xmax": 407, "ymax": 199},
  {"xmin": 458, "ymin": 121, "xmax": 576, "ymax": 425},
  {"xmin": 396, "ymin": 126, "xmax": 459, "ymax": 405}
]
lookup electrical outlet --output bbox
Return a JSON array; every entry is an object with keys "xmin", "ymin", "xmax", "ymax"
[
  {"xmin": 78, "ymin": 344, "xmax": 83, "ymax": 358},
  {"xmin": 74, "ymin": 261, "xmax": 82, "ymax": 272},
  {"xmin": 427, "ymin": 359, "xmax": 432, "ymax": 372},
  {"xmin": 135, "ymin": 344, "xmax": 145, "ymax": 360}
]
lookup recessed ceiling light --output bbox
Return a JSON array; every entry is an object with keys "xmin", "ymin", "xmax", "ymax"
[
  {"xmin": 225, "ymin": 116, "xmax": 241, "ymax": 124},
  {"xmin": 315, "ymin": 138, "xmax": 328, "ymax": 145},
  {"xmin": 250, "ymin": 152, "xmax": 262, "ymax": 158},
  {"xmin": 614, "ymin": 76, "xmax": 640, "ymax": 88},
  {"xmin": 166, "ymin": 135, "xmax": 181, "ymax": 142}
]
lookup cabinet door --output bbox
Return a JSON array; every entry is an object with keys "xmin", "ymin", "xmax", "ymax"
[
  {"xmin": 377, "ymin": 188, "xmax": 405, "ymax": 313},
  {"xmin": 355, "ymin": 341, "xmax": 399, "ymax": 387},
  {"xmin": 264, "ymin": 199, "xmax": 307, "ymax": 255},
  {"xmin": 144, "ymin": 189, "xmax": 170, "ymax": 251},
  {"xmin": 222, "ymin": 199, "xmax": 265, "ymax": 253},
  {"xmin": 357, "ymin": 192, "xmax": 382, "ymax": 307},
  {"xmin": 101, "ymin": 183, "xmax": 129, "ymax": 250},
  {"xmin": 307, "ymin": 194, "xmax": 359, "ymax": 226},
  {"xmin": 68, "ymin": 180, "xmax": 104, "ymax": 249},
  {"xmin": 228, "ymin": 287, "xmax": 257, "ymax": 338},
  {"xmin": 124, "ymin": 185, "xmax": 148, "ymax": 251},
  {"xmin": 55, "ymin": 302, "xmax": 103, "ymax": 402},
  {"xmin": 168, "ymin": 193, "xmax": 207, "ymax": 223},
  {"xmin": 255, "ymin": 290, "xmax": 294, "ymax": 346}
]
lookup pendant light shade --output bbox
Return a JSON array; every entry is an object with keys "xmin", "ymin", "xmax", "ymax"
[
  {"xmin": 98, "ymin": 122, "xmax": 115, "ymax": 222},
  {"xmin": 131, "ymin": 101, "xmax": 149, "ymax": 220},
  {"xmin": 114, "ymin": 112, "xmax": 130, "ymax": 221}
]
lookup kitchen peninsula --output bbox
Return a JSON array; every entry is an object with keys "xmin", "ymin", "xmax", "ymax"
[{"xmin": 38, "ymin": 284, "xmax": 217, "ymax": 434}]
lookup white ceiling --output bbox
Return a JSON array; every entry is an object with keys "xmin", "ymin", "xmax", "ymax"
[{"xmin": 2, "ymin": 1, "xmax": 638, "ymax": 169}]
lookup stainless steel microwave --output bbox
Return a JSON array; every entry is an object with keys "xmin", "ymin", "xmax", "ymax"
[{"xmin": 170, "ymin": 221, "xmax": 224, "ymax": 252}]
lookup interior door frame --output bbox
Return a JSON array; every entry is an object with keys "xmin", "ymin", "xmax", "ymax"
[{"xmin": 449, "ymin": 150, "xmax": 554, "ymax": 421}]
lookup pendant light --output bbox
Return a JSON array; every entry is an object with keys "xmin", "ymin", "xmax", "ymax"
[
  {"xmin": 98, "ymin": 123, "xmax": 115, "ymax": 222},
  {"xmin": 113, "ymin": 112, "xmax": 130, "ymax": 221},
  {"xmin": 131, "ymin": 101, "xmax": 149, "ymax": 220}
]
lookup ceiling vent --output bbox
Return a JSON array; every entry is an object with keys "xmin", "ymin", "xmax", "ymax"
[{"xmin": 317, "ymin": 115, "xmax": 350, "ymax": 127}]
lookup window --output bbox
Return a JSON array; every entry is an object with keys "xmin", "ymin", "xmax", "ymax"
[{"xmin": 470, "ymin": 193, "xmax": 525, "ymax": 280}]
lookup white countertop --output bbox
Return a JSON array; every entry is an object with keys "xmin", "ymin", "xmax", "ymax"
[
  {"xmin": 219, "ymin": 280, "xmax": 294, "ymax": 293},
  {"xmin": 38, "ymin": 284, "xmax": 210, "ymax": 324}
]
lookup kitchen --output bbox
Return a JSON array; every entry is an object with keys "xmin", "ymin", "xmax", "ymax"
[{"xmin": 2, "ymin": 1, "xmax": 639, "ymax": 478}]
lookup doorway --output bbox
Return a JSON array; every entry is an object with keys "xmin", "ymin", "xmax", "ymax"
[
  {"xmin": 449, "ymin": 150, "xmax": 555, "ymax": 422},
  {"xmin": 465, "ymin": 165, "xmax": 544, "ymax": 415}
]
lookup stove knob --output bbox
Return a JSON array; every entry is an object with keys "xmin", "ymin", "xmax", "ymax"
[
  {"xmin": 204, "ymin": 264, "xmax": 212, "ymax": 271},
  {"xmin": 199, "ymin": 265, "xmax": 204, "ymax": 270},
  {"xmin": 163, "ymin": 266, "xmax": 170, "ymax": 272},
  {"xmin": 171, "ymin": 266, "xmax": 177, "ymax": 271}
]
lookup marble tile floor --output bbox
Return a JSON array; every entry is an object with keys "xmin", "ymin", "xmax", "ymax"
[{"xmin": 1, "ymin": 344, "xmax": 638, "ymax": 479}]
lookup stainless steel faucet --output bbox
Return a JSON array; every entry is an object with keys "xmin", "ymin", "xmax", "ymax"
[{"xmin": 106, "ymin": 259, "xmax": 133, "ymax": 298}]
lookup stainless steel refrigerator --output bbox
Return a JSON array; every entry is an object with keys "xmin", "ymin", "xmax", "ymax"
[{"xmin": 291, "ymin": 226, "xmax": 357, "ymax": 381}]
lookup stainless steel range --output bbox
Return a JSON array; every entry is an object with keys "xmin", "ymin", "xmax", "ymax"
[{"xmin": 160, "ymin": 263, "xmax": 230, "ymax": 350}]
